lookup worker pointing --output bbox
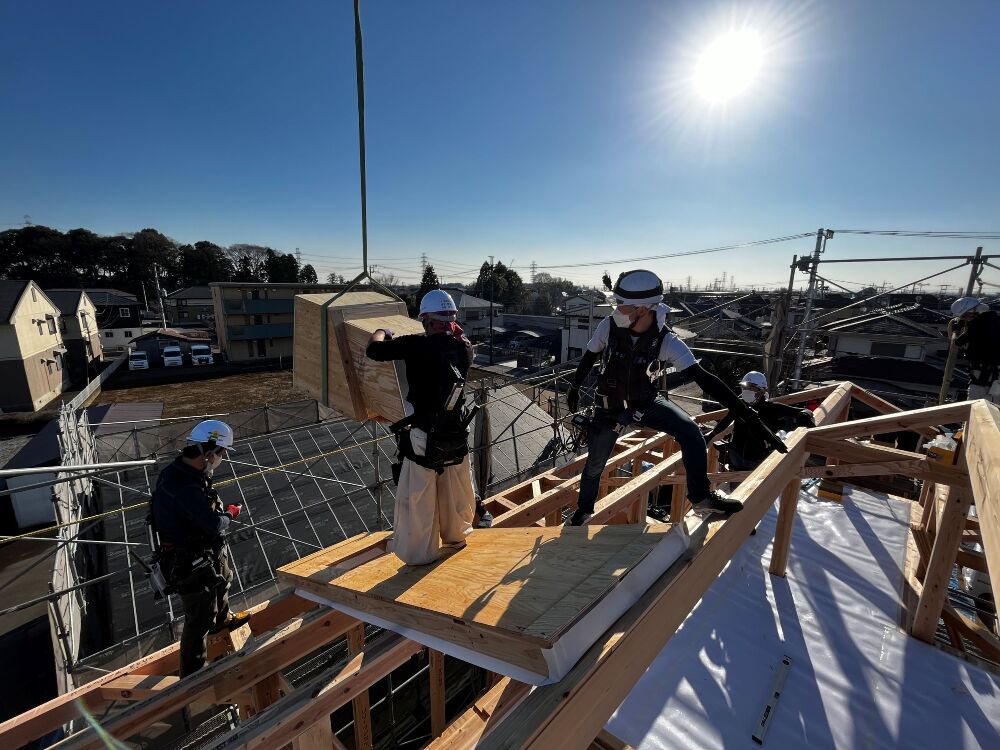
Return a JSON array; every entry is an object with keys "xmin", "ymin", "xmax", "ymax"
[
  {"xmin": 366, "ymin": 290, "xmax": 477, "ymax": 565},
  {"xmin": 149, "ymin": 420, "xmax": 249, "ymax": 677},
  {"xmin": 565, "ymin": 270, "xmax": 786, "ymax": 526}
]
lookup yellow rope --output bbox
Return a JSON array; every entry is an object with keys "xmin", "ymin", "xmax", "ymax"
[{"xmin": 0, "ymin": 432, "xmax": 396, "ymax": 546}]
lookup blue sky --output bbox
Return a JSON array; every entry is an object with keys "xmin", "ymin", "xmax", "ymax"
[{"xmin": 2, "ymin": 1, "xmax": 998, "ymax": 291}]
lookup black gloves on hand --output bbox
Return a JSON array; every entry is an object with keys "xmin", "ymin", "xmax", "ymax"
[
  {"xmin": 732, "ymin": 400, "xmax": 788, "ymax": 454},
  {"xmin": 567, "ymin": 386, "xmax": 580, "ymax": 413}
]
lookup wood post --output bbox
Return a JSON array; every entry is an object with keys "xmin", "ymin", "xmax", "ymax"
[
  {"xmin": 912, "ymin": 486, "xmax": 973, "ymax": 642},
  {"xmin": 347, "ymin": 625, "xmax": 374, "ymax": 750},
  {"xmin": 769, "ymin": 479, "xmax": 803, "ymax": 578},
  {"xmin": 429, "ymin": 649, "xmax": 447, "ymax": 738}
]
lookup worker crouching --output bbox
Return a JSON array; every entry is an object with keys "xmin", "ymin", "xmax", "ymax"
[
  {"xmin": 149, "ymin": 420, "xmax": 250, "ymax": 676},
  {"xmin": 366, "ymin": 290, "xmax": 477, "ymax": 565}
]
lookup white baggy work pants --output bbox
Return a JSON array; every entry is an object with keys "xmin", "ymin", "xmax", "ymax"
[{"xmin": 389, "ymin": 428, "xmax": 475, "ymax": 566}]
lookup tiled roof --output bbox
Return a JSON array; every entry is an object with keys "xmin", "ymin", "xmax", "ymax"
[
  {"xmin": 166, "ymin": 286, "xmax": 212, "ymax": 300},
  {"xmin": 48, "ymin": 288, "xmax": 138, "ymax": 306},
  {"xmin": 44, "ymin": 290, "xmax": 84, "ymax": 315}
]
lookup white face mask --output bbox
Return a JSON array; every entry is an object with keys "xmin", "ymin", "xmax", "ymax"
[
  {"xmin": 740, "ymin": 388, "xmax": 760, "ymax": 404},
  {"xmin": 612, "ymin": 309, "xmax": 633, "ymax": 328},
  {"xmin": 204, "ymin": 452, "xmax": 221, "ymax": 478}
]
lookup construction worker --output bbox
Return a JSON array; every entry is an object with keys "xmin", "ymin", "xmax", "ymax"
[
  {"xmin": 366, "ymin": 289, "xmax": 477, "ymax": 565},
  {"xmin": 704, "ymin": 371, "xmax": 815, "ymax": 471},
  {"xmin": 150, "ymin": 420, "xmax": 249, "ymax": 677},
  {"xmin": 950, "ymin": 296, "xmax": 1000, "ymax": 404},
  {"xmin": 565, "ymin": 270, "xmax": 786, "ymax": 526}
]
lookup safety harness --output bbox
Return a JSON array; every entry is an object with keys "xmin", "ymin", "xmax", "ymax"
[
  {"xmin": 596, "ymin": 322, "xmax": 671, "ymax": 412},
  {"xmin": 390, "ymin": 349, "xmax": 478, "ymax": 475}
]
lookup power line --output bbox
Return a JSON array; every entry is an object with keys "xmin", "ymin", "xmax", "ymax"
[
  {"xmin": 831, "ymin": 229, "xmax": 1000, "ymax": 239},
  {"xmin": 531, "ymin": 233, "xmax": 816, "ymax": 270}
]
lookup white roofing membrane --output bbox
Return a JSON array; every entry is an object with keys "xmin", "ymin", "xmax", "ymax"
[{"xmin": 608, "ymin": 487, "xmax": 1000, "ymax": 749}]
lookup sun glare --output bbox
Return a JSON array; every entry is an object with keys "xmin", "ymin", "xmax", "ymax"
[{"xmin": 693, "ymin": 29, "xmax": 763, "ymax": 103}]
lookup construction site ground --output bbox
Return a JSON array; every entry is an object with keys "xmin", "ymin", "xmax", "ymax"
[{"xmin": 95, "ymin": 370, "xmax": 307, "ymax": 418}]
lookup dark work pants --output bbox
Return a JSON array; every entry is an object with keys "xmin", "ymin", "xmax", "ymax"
[
  {"xmin": 179, "ymin": 550, "xmax": 233, "ymax": 677},
  {"xmin": 578, "ymin": 396, "xmax": 710, "ymax": 514}
]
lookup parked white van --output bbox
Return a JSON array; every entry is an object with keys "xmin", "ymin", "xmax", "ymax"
[
  {"xmin": 162, "ymin": 346, "xmax": 183, "ymax": 367},
  {"xmin": 128, "ymin": 350, "xmax": 149, "ymax": 371},
  {"xmin": 190, "ymin": 344, "xmax": 214, "ymax": 365}
]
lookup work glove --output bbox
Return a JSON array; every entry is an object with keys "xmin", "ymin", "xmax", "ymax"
[
  {"xmin": 378, "ymin": 328, "xmax": 394, "ymax": 339},
  {"xmin": 567, "ymin": 385, "xmax": 580, "ymax": 413},
  {"xmin": 225, "ymin": 504, "xmax": 242, "ymax": 520}
]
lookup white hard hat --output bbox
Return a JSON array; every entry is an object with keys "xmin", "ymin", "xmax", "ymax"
[
  {"xmin": 419, "ymin": 289, "xmax": 458, "ymax": 317},
  {"xmin": 610, "ymin": 270, "xmax": 664, "ymax": 307},
  {"xmin": 189, "ymin": 420, "xmax": 236, "ymax": 451},
  {"xmin": 739, "ymin": 371, "xmax": 768, "ymax": 390},
  {"xmin": 951, "ymin": 296, "xmax": 983, "ymax": 317}
]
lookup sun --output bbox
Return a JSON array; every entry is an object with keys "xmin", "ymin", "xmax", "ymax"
[{"xmin": 693, "ymin": 29, "xmax": 763, "ymax": 103}]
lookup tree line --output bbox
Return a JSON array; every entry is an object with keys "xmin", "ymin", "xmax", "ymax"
[
  {"xmin": 0, "ymin": 224, "xmax": 583, "ymax": 316},
  {"xmin": 0, "ymin": 224, "xmax": 322, "ymax": 298}
]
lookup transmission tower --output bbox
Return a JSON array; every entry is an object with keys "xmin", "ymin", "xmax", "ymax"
[{"xmin": 530, "ymin": 261, "xmax": 537, "ymax": 283}]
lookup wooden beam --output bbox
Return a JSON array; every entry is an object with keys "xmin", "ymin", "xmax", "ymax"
[
  {"xmin": 912, "ymin": 485, "xmax": 973, "ymax": 642},
  {"xmin": 429, "ymin": 649, "xmax": 447, "ymax": 738},
  {"xmin": 808, "ymin": 400, "xmax": 971, "ymax": 442},
  {"xmin": 476, "ymin": 430, "xmax": 809, "ymax": 750},
  {"xmin": 347, "ymin": 625, "xmax": 374, "ymax": 750},
  {"xmin": 941, "ymin": 602, "xmax": 1000, "ymax": 662},
  {"xmin": 98, "ymin": 675, "xmax": 180, "ymax": 702},
  {"xmin": 806, "ymin": 437, "xmax": 971, "ymax": 488},
  {"xmin": 965, "ymin": 400, "xmax": 1000, "ymax": 589},
  {"xmin": 590, "ymin": 454, "xmax": 683, "ymax": 524},
  {"xmin": 52, "ymin": 609, "xmax": 359, "ymax": 750},
  {"xmin": 426, "ymin": 677, "xmax": 530, "ymax": 750},
  {"xmin": 849, "ymin": 385, "xmax": 939, "ymax": 438},
  {"xmin": 695, "ymin": 383, "xmax": 840, "ymax": 423},
  {"xmin": 212, "ymin": 636, "xmax": 423, "ymax": 750}
]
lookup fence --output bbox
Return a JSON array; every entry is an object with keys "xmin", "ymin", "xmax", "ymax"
[{"xmin": 65, "ymin": 351, "xmax": 127, "ymax": 412}]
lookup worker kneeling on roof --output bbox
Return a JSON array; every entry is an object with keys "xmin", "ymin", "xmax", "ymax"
[
  {"xmin": 949, "ymin": 296, "xmax": 1000, "ymax": 404},
  {"xmin": 704, "ymin": 371, "xmax": 814, "ymax": 471},
  {"xmin": 149, "ymin": 420, "xmax": 249, "ymax": 677},
  {"xmin": 367, "ymin": 289, "xmax": 477, "ymax": 565},
  {"xmin": 565, "ymin": 270, "xmax": 786, "ymax": 526}
]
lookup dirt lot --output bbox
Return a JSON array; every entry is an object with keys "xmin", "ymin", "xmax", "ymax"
[{"xmin": 95, "ymin": 370, "xmax": 309, "ymax": 418}]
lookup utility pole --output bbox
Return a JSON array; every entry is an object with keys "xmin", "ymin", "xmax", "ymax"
[
  {"xmin": 489, "ymin": 255, "xmax": 495, "ymax": 365},
  {"xmin": 152, "ymin": 264, "xmax": 167, "ymax": 329},
  {"xmin": 938, "ymin": 246, "xmax": 984, "ymax": 404},
  {"xmin": 792, "ymin": 229, "xmax": 829, "ymax": 389}
]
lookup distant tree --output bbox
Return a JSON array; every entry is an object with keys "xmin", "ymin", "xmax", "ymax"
[
  {"xmin": 179, "ymin": 241, "xmax": 234, "ymax": 286},
  {"xmin": 326, "ymin": 271, "xmax": 346, "ymax": 285},
  {"xmin": 128, "ymin": 228, "xmax": 180, "ymax": 292},
  {"xmin": 228, "ymin": 244, "xmax": 269, "ymax": 282},
  {"xmin": 530, "ymin": 272, "xmax": 576, "ymax": 315},
  {"xmin": 473, "ymin": 261, "xmax": 525, "ymax": 312},
  {"xmin": 0, "ymin": 226, "xmax": 70, "ymax": 284},
  {"xmin": 298, "ymin": 264, "xmax": 318, "ymax": 284},
  {"xmin": 265, "ymin": 249, "xmax": 300, "ymax": 283},
  {"xmin": 417, "ymin": 264, "xmax": 440, "ymax": 299}
]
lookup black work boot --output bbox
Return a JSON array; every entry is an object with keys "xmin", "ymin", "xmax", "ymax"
[
  {"xmin": 565, "ymin": 508, "xmax": 593, "ymax": 527},
  {"xmin": 691, "ymin": 490, "xmax": 743, "ymax": 519}
]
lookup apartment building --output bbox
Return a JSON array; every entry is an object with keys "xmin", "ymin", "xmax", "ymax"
[
  {"xmin": 164, "ymin": 286, "xmax": 214, "ymax": 326},
  {"xmin": 210, "ymin": 282, "xmax": 342, "ymax": 362},
  {"xmin": 44, "ymin": 290, "xmax": 103, "ymax": 383},
  {"xmin": 0, "ymin": 281, "xmax": 72, "ymax": 411}
]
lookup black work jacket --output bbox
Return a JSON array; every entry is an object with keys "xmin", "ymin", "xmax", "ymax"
[
  {"xmin": 597, "ymin": 324, "xmax": 668, "ymax": 411},
  {"xmin": 150, "ymin": 456, "xmax": 230, "ymax": 552}
]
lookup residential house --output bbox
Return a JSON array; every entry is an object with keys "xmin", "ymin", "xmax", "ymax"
[
  {"xmin": 0, "ymin": 281, "xmax": 71, "ymax": 412},
  {"xmin": 44, "ymin": 290, "xmax": 103, "ymax": 383},
  {"xmin": 164, "ymin": 286, "xmax": 214, "ymax": 326},
  {"xmin": 820, "ymin": 304, "xmax": 949, "ymax": 362},
  {"xmin": 210, "ymin": 282, "xmax": 342, "ymax": 362},
  {"xmin": 560, "ymin": 293, "xmax": 612, "ymax": 362},
  {"xmin": 441, "ymin": 288, "xmax": 503, "ymax": 341},
  {"xmin": 48, "ymin": 288, "xmax": 143, "ymax": 352}
]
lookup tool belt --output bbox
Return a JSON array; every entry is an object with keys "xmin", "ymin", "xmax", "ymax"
[
  {"xmin": 391, "ymin": 408, "xmax": 477, "ymax": 475},
  {"xmin": 162, "ymin": 545, "xmax": 227, "ymax": 595}
]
